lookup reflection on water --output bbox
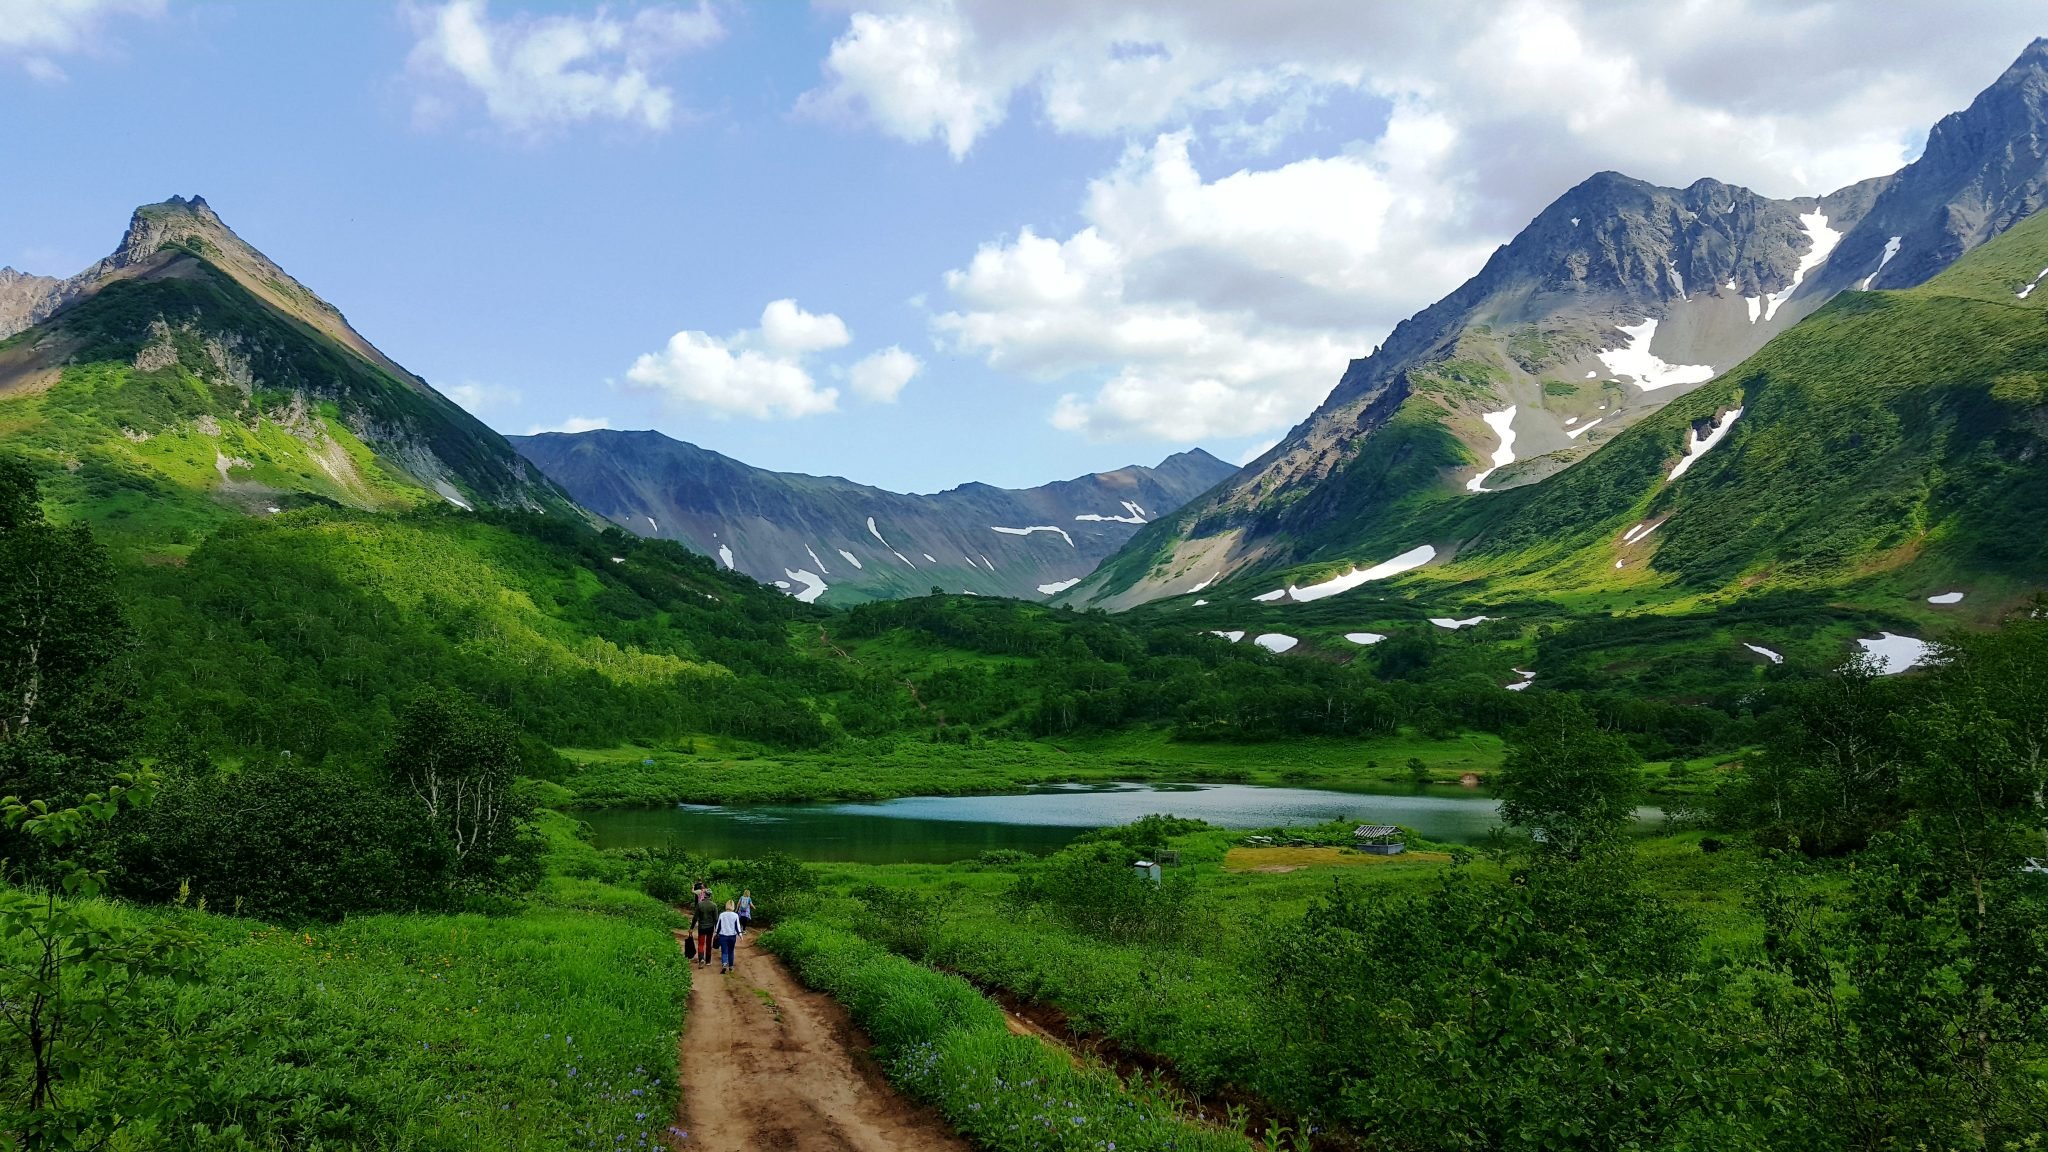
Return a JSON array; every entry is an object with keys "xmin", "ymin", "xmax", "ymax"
[{"xmin": 578, "ymin": 781, "xmax": 1514, "ymax": 864}]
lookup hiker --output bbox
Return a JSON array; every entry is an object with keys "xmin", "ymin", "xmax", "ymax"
[
  {"xmin": 716, "ymin": 899, "xmax": 743, "ymax": 973},
  {"xmin": 738, "ymin": 888, "xmax": 755, "ymax": 930},
  {"xmin": 692, "ymin": 887, "xmax": 719, "ymax": 966}
]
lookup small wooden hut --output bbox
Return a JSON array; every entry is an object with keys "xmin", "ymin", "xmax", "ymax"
[{"xmin": 1353, "ymin": 824, "xmax": 1406, "ymax": 855}]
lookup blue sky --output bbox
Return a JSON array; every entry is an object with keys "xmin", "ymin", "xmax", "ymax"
[{"xmin": 3, "ymin": 1, "xmax": 2040, "ymax": 492}]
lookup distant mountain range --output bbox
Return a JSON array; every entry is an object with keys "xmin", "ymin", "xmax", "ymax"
[
  {"xmin": 1073, "ymin": 38, "xmax": 2048, "ymax": 610},
  {"xmin": 510, "ymin": 429, "xmax": 1234, "ymax": 604}
]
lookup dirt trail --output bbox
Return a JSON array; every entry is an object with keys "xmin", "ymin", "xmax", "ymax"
[{"xmin": 673, "ymin": 932, "xmax": 969, "ymax": 1152}]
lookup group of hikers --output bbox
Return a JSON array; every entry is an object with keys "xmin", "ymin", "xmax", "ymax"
[{"xmin": 687, "ymin": 882, "xmax": 756, "ymax": 974}]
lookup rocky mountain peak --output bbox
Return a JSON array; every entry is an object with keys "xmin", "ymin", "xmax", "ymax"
[{"xmin": 1824, "ymin": 38, "xmax": 2048, "ymax": 292}]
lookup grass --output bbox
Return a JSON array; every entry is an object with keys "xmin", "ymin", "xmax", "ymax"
[
  {"xmin": 2, "ymin": 819, "xmax": 690, "ymax": 1150},
  {"xmin": 761, "ymin": 919, "xmax": 1251, "ymax": 1152}
]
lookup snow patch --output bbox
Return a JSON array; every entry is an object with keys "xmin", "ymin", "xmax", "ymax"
[
  {"xmin": 806, "ymin": 545, "xmax": 831, "ymax": 575},
  {"xmin": 1281, "ymin": 545, "xmax": 1438, "ymax": 603},
  {"xmin": 979, "ymin": 555, "xmax": 995, "ymax": 571},
  {"xmin": 1614, "ymin": 559, "xmax": 1625, "ymax": 569},
  {"xmin": 991, "ymin": 525, "xmax": 1075, "ymax": 546},
  {"xmin": 1037, "ymin": 578, "xmax": 1081, "ymax": 595},
  {"xmin": 717, "ymin": 545, "xmax": 734, "ymax": 569},
  {"xmin": 1505, "ymin": 668, "xmax": 1536, "ymax": 691},
  {"xmin": 1668, "ymin": 407, "xmax": 1744, "ymax": 480},
  {"xmin": 1860, "ymin": 236, "xmax": 1901, "ymax": 290},
  {"xmin": 1745, "ymin": 295, "xmax": 1761, "ymax": 324},
  {"xmin": 1926, "ymin": 591, "xmax": 1964, "ymax": 605},
  {"xmin": 646, "ymin": 516, "xmax": 658, "ymax": 531},
  {"xmin": 773, "ymin": 580, "xmax": 791, "ymax": 589},
  {"xmin": 837, "ymin": 549, "xmax": 864, "ymax": 570},
  {"xmin": 1564, "ymin": 415, "xmax": 1578, "ymax": 425},
  {"xmin": 1430, "ymin": 615, "xmax": 1490, "ymax": 630},
  {"xmin": 1253, "ymin": 633, "xmax": 1299, "ymax": 654},
  {"xmin": 1857, "ymin": 632, "xmax": 1932, "ymax": 675},
  {"xmin": 782, "ymin": 568, "xmax": 827, "ymax": 604},
  {"xmin": 2018, "ymin": 266, "xmax": 2048, "ymax": 300},
  {"xmin": 1597, "ymin": 319, "xmax": 1714, "ymax": 391},
  {"xmin": 1253, "ymin": 588, "xmax": 1288, "ymax": 602},
  {"xmin": 1075, "ymin": 512, "xmax": 1145, "ymax": 524},
  {"xmin": 1744, "ymin": 643, "xmax": 1783, "ymax": 664},
  {"xmin": 1723, "ymin": 278, "xmax": 1738, "ymax": 292},
  {"xmin": 1466, "ymin": 407, "xmax": 1518, "ymax": 492},
  {"xmin": 1211, "ymin": 630, "xmax": 1245, "ymax": 642},
  {"xmin": 1344, "ymin": 632, "xmax": 1387, "ymax": 646},
  {"xmin": 1585, "ymin": 370, "xmax": 1598, "ymax": 378},
  {"xmin": 866, "ymin": 517, "xmax": 890, "ymax": 547},
  {"xmin": 1565, "ymin": 417, "xmax": 1604, "ymax": 439},
  {"xmin": 1622, "ymin": 521, "xmax": 1661, "ymax": 545},
  {"xmin": 1192, "ymin": 599, "xmax": 1209, "ymax": 606},
  {"xmin": 893, "ymin": 550, "xmax": 916, "ymax": 567},
  {"xmin": 923, "ymin": 553, "xmax": 937, "ymax": 564},
  {"xmin": 610, "ymin": 556, "xmax": 625, "ymax": 564},
  {"xmin": 1762, "ymin": 211, "xmax": 1841, "ymax": 322},
  {"xmin": 1186, "ymin": 574, "xmax": 1216, "ymax": 594},
  {"xmin": 1666, "ymin": 260, "xmax": 1687, "ymax": 301}
]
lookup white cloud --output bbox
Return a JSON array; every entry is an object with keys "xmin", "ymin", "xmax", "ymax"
[
  {"xmin": 0, "ymin": 0, "xmax": 161, "ymax": 81},
  {"xmin": 757, "ymin": 298, "xmax": 851, "ymax": 354},
  {"xmin": 625, "ymin": 299, "xmax": 853, "ymax": 420},
  {"xmin": 935, "ymin": 124, "xmax": 1490, "ymax": 440},
  {"xmin": 526, "ymin": 415, "xmax": 611, "ymax": 435},
  {"xmin": 405, "ymin": 0, "xmax": 722, "ymax": 133},
  {"xmin": 443, "ymin": 380, "xmax": 522, "ymax": 415},
  {"xmin": 847, "ymin": 346, "xmax": 921, "ymax": 402},
  {"xmin": 1236, "ymin": 438, "xmax": 1278, "ymax": 466},
  {"xmin": 863, "ymin": 0, "xmax": 2043, "ymax": 440}
]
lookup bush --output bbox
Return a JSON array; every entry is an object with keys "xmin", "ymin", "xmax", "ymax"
[{"xmin": 114, "ymin": 759, "xmax": 453, "ymax": 921}]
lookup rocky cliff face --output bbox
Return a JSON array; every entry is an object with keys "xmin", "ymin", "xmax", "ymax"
[
  {"xmin": 1074, "ymin": 40, "xmax": 2048, "ymax": 610},
  {"xmin": 510, "ymin": 429, "xmax": 1236, "ymax": 604},
  {"xmin": 1821, "ymin": 37, "xmax": 2048, "ymax": 295},
  {"xmin": 0, "ymin": 267, "xmax": 65, "ymax": 339}
]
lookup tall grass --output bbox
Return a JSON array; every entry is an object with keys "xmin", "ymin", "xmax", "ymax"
[{"xmin": 763, "ymin": 919, "xmax": 1249, "ymax": 1152}]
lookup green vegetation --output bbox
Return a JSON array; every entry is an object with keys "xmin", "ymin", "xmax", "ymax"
[{"xmin": 764, "ymin": 920, "xmax": 1250, "ymax": 1152}]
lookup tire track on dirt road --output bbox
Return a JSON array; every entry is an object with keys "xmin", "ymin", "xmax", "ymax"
[{"xmin": 671, "ymin": 931, "xmax": 969, "ymax": 1152}]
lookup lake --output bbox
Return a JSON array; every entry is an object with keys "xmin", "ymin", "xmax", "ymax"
[{"xmin": 576, "ymin": 780, "xmax": 1514, "ymax": 864}]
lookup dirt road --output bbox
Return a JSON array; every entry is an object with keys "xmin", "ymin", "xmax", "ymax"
[{"xmin": 673, "ymin": 932, "xmax": 970, "ymax": 1152}]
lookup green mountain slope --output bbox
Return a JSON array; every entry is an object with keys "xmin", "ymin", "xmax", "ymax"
[
  {"xmin": 0, "ymin": 197, "xmax": 576, "ymax": 546},
  {"xmin": 1168, "ymin": 202, "xmax": 2048, "ymax": 625}
]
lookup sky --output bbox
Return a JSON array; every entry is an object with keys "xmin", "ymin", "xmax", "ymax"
[{"xmin": 2, "ymin": 1, "xmax": 2042, "ymax": 493}]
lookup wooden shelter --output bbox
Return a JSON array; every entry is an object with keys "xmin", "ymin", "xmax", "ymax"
[{"xmin": 1352, "ymin": 824, "xmax": 1406, "ymax": 855}]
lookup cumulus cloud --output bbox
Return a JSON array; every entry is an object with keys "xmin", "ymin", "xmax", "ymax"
[
  {"xmin": 847, "ymin": 346, "xmax": 922, "ymax": 402},
  {"xmin": 443, "ymin": 380, "xmax": 522, "ymax": 415},
  {"xmin": 864, "ymin": 0, "xmax": 2043, "ymax": 440},
  {"xmin": 526, "ymin": 415, "xmax": 612, "ymax": 435},
  {"xmin": 0, "ymin": 0, "xmax": 162, "ymax": 81},
  {"xmin": 935, "ymin": 124, "xmax": 1491, "ymax": 440},
  {"xmin": 625, "ymin": 299, "xmax": 855, "ymax": 420},
  {"xmin": 405, "ymin": 0, "xmax": 723, "ymax": 133}
]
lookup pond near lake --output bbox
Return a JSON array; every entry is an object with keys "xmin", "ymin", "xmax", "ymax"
[{"xmin": 578, "ymin": 781, "xmax": 1523, "ymax": 864}]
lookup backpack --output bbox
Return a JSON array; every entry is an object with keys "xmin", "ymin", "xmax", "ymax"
[{"xmin": 684, "ymin": 934, "xmax": 697, "ymax": 960}]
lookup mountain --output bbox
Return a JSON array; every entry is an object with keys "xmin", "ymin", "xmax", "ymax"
[
  {"xmin": 0, "ymin": 195, "xmax": 574, "ymax": 528},
  {"xmin": 509, "ymin": 428, "xmax": 1237, "ymax": 604},
  {"xmin": 1076, "ymin": 41, "xmax": 2048, "ymax": 610}
]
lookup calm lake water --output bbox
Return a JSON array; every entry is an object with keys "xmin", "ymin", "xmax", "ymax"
[{"xmin": 577, "ymin": 781, "xmax": 1515, "ymax": 864}]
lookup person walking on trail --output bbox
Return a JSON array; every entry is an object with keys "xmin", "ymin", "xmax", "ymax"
[
  {"xmin": 738, "ymin": 889, "xmax": 755, "ymax": 931},
  {"xmin": 715, "ymin": 900, "xmax": 743, "ymax": 974},
  {"xmin": 692, "ymin": 889, "xmax": 719, "ymax": 967}
]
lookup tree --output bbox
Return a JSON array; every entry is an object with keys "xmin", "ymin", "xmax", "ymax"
[
  {"xmin": 1720, "ymin": 657, "xmax": 1905, "ymax": 853},
  {"xmin": 2, "ymin": 773, "xmax": 200, "ymax": 1147},
  {"xmin": 381, "ymin": 689, "xmax": 537, "ymax": 889},
  {"xmin": 1495, "ymin": 695, "xmax": 1640, "ymax": 858}
]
